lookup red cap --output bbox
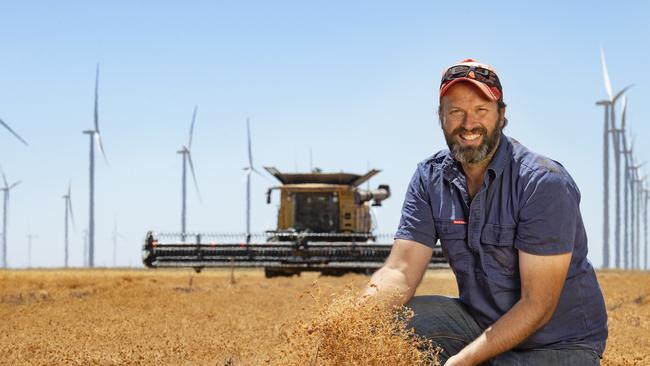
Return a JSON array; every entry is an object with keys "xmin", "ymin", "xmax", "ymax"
[{"xmin": 439, "ymin": 59, "xmax": 502, "ymax": 102}]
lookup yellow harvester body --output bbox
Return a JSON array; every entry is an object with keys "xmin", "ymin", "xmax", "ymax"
[{"xmin": 275, "ymin": 184, "xmax": 373, "ymax": 234}]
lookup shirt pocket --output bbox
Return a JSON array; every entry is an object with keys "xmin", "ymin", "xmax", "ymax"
[
  {"xmin": 481, "ymin": 223, "xmax": 518, "ymax": 277},
  {"xmin": 434, "ymin": 220, "xmax": 470, "ymax": 276}
]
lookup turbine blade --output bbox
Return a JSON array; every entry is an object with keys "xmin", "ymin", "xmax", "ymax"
[
  {"xmin": 621, "ymin": 95, "xmax": 627, "ymax": 130},
  {"xmin": 251, "ymin": 167, "xmax": 274, "ymax": 183},
  {"xmin": 247, "ymin": 118, "xmax": 253, "ymax": 168},
  {"xmin": 68, "ymin": 198, "xmax": 76, "ymax": 231},
  {"xmin": 600, "ymin": 46, "xmax": 613, "ymax": 101},
  {"xmin": 252, "ymin": 167, "xmax": 264, "ymax": 177},
  {"xmin": 67, "ymin": 180, "xmax": 71, "ymax": 197},
  {"xmin": 92, "ymin": 64, "xmax": 109, "ymax": 164},
  {"xmin": 94, "ymin": 64, "xmax": 100, "ymax": 132},
  {"xmin": 9, "ymin": 180, "xmax": 21, "ymax": 190},
  {"xmin": 118, "ymin": 233, "xmax": 128, "ymax": 241},
  {"xmin": 95, "ymin": 132, "xmax": 109, "ymax": 165},
  {"xmin": 186, "ymin": 152, "xmax": 202, "ymax": 202},
  {"xmin": 188, "ymin": 105, "xmax": 198, "ymax": 150},
  {"xmin": 0, "ymin": 164, "xmax": 7, "ymax": 187},
  {"xmin": 252, "ymin": 168, "xmax": 272, "ymax": 184},
  {"xmin": 612, "ymin": 85, "xmax": 633, "ymax": 104},
  {"xmin": 0, "ymin": 118, "xmax": 28, "ymax": 146}
]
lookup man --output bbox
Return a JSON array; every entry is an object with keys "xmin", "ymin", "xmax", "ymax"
[{"xmin": 362, "ymin": 59, "xmax": 607, "ymax": 365}]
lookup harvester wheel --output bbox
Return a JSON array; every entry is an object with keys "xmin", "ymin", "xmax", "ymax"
[
  {"xmin": 356, "ymin": 268, "xmax": 376, "ymax": 276},
  {"xmin": 264, "ymin": 268, "xmax": 299, "ymax": 278},
  {"xmin": 320, "ymin": 269, "xmax": 347, "ymax": 277}
]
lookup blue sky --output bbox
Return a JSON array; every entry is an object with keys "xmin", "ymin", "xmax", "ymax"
[{"xmin": 0, "ymin": 1, "xmax": 648, "ymax": 268}]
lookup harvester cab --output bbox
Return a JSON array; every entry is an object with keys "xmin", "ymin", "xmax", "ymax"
[{"xmin": 263, "ymin": 166, "xmax": 389, "ymax": 242}]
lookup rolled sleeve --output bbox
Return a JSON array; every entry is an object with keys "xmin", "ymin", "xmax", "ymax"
[
  {"xmin": 515, "ymin": 172, "xmax": 579, "ymax": 255},
  {"xmin": 394, "ymin": 164, "xmax": 438, "ymax": 248}
]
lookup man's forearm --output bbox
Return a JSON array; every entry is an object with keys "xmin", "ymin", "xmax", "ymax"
[
  {"xmin": 360, "ymin": 265, "xmax": 415, "ymax": 306},
  {"xmin": 450, "ymin": 298, "xmax": 551, "ymax": 365},
  {"xmin": 360, "ymin": 240, "xmax": 432, "ymax": 306}
]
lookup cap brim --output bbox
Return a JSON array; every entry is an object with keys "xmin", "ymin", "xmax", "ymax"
[{"xmin": 440, "ymin": 78, "xmax": 499, "ymax": 102}]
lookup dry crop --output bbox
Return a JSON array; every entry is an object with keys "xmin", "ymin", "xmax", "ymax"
[
  {"xmin": 273, "ymin": 284, "xmax": 440, "ymax": 365},
  {"xmin": 0, "ymin": 269, "xmax": 648, "ymax": 365}
]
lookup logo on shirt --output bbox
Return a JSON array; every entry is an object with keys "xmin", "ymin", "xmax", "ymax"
[{"xmin": 453, "ymin": 219, "xmax": 467, "ymax": 225}]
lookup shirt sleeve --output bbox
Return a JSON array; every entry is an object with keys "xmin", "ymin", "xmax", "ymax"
[
  {"xmin": 394, "ymin": 163, "xmax": 438, "ymax": 248},
  {"xmin": 515, "ymin": 171, "xmax": 579, "ymax": 255}
]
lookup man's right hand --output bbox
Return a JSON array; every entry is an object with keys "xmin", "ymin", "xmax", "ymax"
[{"xmin": 361, "ymin": 239, "xmax": 434, "ymax": 306}]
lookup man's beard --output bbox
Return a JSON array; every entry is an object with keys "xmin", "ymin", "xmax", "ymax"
[{"xmin": 443, "ymin": 123, "xmax": 502, "ymax": 164}]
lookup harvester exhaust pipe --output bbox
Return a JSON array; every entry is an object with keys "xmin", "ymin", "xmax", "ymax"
[{"xmin": 357, "ymin": 184, "xmax": 391, "ymax": 207}]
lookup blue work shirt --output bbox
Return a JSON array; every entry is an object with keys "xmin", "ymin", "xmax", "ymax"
[{"xmin": 395, "ymin": 133, "xmax": 608, "ymax": 356}]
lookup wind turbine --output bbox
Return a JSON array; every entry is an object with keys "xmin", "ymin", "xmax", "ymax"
[
  {"xmin": 0, "ymin": 118, "xmax": 28, "ymax": 146},
  {"xmin": 1, "ymin": 167, "xmax": 21, "ymax": 268},
  {"xmin": 595, "ymin": 46, "xmax": 631, "ymax": 269},
  {"xmin": 243, "ymin": 118, "xmax": 263, "ymax": 244},
  {"xmin": 111, "ymin": 218, "xmax": 127, "ymax": 267},
  {"xmin": 177, "ymin": 106, "xmax": 201, "ymax": 242},
  {"xmin": 26, "ymin": 229, "xmax": 38, "ymax": 268},
  {"xmin": 82, "ymin": 64, "xmax": 108, "ymax": 267},
  {"xmin": 62, "ymin": 181, "xmax": 76, "ymax": 268}
]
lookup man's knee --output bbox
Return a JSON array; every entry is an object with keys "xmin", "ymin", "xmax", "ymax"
[
  {"xmin": 406, "ymin": 296, "xmax": 478, "ymax": 340},
  {"xmin": 406, "ymin": 296, "xmax": 478, "ymax": 362},
  {"xmin": 407, "ymin": 295, "xmax": 460, "ymax": 315}
]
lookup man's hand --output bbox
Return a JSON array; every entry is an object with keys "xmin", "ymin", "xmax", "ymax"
[
  {"xmin": 360, "ymin": 239, "xmax": 433, "ymax": 306},
  {"xmin": 451, "ymin": 250, "xmax": 572, "ymax": 365},
  {"xmin": 444, "ymin": 354, "xmax": 473, "ymax": 366}
]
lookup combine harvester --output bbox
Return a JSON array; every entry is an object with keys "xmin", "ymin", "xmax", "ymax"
[{"xmin": 142, "ymin": 167, "xmax": 446, "ymax": 277}]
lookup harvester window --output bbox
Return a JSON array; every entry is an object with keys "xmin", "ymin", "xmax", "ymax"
[{"xmin": 293, "ymin": 192, "xmax": 339, "ymax": 232}]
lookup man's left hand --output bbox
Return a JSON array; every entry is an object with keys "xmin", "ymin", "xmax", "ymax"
[{"xmin": 444, "ymin": 353, "xmax": 474, "ymax": 366}]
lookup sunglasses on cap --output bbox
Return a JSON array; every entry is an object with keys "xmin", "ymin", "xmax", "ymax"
[{"xmin": 441, "ymin": 65, "xmax": 502, "ymax": 92}]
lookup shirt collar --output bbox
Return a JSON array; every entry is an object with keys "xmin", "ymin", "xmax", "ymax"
[
  {"xmin": 442, "ymin": 132, "xmax": 511, "ymax": 183},
  {"xmin": 486, "ymin": 132, "xmax": 511, "ymax": 180}
]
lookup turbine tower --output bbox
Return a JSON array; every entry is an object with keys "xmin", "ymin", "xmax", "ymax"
[
  {"xmin": 0, "ymin": 118, "xmax": 28, "ymax": 146},
  {"xmin": 619, "ymin": 97, "xmax": 631, "ymax": 269},
  {"xmin": 595, "ymin": 47, "xmax": 631, "ymax": 269},
  {"xmin": 643, "ymin": 188, "xmax": 650, "ymax": 271},
  {"xmin": 634, "ymin": 173, "xmax": 646, "ymax": 269},
  {"xmin": 26, "ymin": 229, "xmax": 38, "ymax": 268},
  {"xmin": 62, "ymin": 181, "xmax": 75, "ymax": 268},
  {"xmin": 627, "ymin": 162, "xmax": 638, "ymax": 269},
  {"xmin": 243, "ymin": 118, "xmax": 263, "ymax": 244},
  {"xmin": 82, "ymin": 229, "xmax": 88, "ymax": 267},
  {"xmin": 629, "ymin": 161, "xmax": 645, "ymax": 269},
  {"xmin": 1, "ymin": 167, "xmax": 21, "ymax": 268},
  {"xmin": 177, "ymin": 106, "xmax": 201, "ymax": 241},
  {"xmin": 82, "ymin": 64, "xmax": 108, "ymax": 268}
]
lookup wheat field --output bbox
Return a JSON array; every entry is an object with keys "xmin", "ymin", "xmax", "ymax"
[{"xmin": 0, "ymin": 268, "xmax": 648, "ymax": 365}]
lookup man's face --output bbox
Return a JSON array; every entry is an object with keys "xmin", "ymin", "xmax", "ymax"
[{"xmin": 439, "ymin": 82, "xmax": 505, "ymax": 165}]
